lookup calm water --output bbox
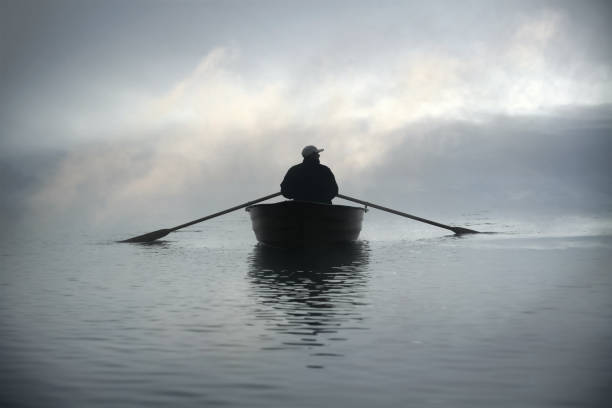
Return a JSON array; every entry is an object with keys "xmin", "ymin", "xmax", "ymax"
[{"xmin": 1, "ymin": 213, "xmax": 611, "ymax": 407}]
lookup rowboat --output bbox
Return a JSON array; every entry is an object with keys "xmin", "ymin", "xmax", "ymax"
[
  {"xmin": 121, "ymin": 192, "xmax": 477, "ymax": 244},
  {"xmin": 245, "ymin": 200, "xmax": 365, "ymax": 247}
]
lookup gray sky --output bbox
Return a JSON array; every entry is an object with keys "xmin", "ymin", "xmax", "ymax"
[{"xmin": 1, "ymin": 0, "xmax": 611, "ymax": 229}]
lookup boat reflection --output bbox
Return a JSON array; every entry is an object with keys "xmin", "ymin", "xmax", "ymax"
[{"xmin": 247, "ymin": 242, "xmax": 371, "ymax": 351}]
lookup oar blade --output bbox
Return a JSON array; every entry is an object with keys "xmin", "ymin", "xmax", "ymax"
[
  {"xmin": 120, "ymin": 228, "xmax": 172, "ymax": 243},
  {"xmin": 451, "ymin": 226, "xmax": 480, "ymax": 235}
]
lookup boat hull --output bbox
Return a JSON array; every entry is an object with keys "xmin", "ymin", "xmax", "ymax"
[{"xmin": 246, "ymin": 201, "xmax": 365, "ymax": 247}]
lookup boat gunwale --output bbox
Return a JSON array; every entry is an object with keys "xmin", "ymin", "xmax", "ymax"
[{"xmin": 245, "ymin": 200, "xmax": 366, "ymax": 213}]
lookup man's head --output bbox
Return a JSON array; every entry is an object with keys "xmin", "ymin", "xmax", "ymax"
[{"xmin": 301, "ymin": 145, "xmax": 324, "ymax": 159}]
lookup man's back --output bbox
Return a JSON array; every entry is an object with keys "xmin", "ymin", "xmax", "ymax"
[{"xmin": 280, "ymin": 146, "xmax": 338, "ymax": 204}]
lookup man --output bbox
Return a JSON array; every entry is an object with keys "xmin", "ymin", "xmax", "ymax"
[{"xmin": 280, "ymin": 145, "xmax": 339, "ymax": 204}]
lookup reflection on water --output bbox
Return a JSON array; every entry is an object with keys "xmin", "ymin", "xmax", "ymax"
[{"xmin": 247, "ymin": 242, "xmax": 371, "ymax": 352}]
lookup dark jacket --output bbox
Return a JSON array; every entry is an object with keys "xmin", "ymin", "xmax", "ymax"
[{"xmin": 280, "ymin": 158, "xmax": 338, "ymax": 204}]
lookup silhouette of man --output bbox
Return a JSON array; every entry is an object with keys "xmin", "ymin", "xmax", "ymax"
[{"xmin": 281, "ymin": 145, "xmax": 338, "ymax": 204}]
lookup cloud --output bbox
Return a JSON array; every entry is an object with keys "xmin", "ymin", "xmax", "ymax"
[
  {"xmin": 361, "ymin": 105, "xmax": 612, "ymax": 215},
  {"xmin": 5, "ymin": 6, "xmax": 611, "ymax": 228}
]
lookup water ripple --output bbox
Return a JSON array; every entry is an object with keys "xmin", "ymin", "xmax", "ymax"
[{"xmin": 247, "ymin": 242, "xmax": 371, "ymax": 351}]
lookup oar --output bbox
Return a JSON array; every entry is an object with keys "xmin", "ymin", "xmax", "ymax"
[
  {"xmin": 120, "ymin": 192, "xmax": 282, "ymax": 243},
  {"xmin": 337, "ymin": 193, "xmax": 479, "ymax": 235}
]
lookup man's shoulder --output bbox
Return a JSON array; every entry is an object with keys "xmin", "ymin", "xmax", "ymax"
[
  {"xmin": 288, "ymin": 162, "xmax": 333, "ymax": 173},
  {"xmin": 288, "ymin": 163, "xmax": 304, "ymax": 171},
  {"xmin": 284, "ymin": 163, "xmax": 304, "ymax": 175},
  {"xmin": 318, "ymin": 163, "xmax": 334, "ymax": 173}
]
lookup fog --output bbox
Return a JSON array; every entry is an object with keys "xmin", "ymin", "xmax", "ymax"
[{"xmin": 1, "ymin": 0, "xmax": 611, "ymax": 233}]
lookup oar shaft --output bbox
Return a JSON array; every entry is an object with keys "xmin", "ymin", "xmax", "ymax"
[
  {"xmin": 337, "ymin": 193, "xmax": 460, "ymax": 233},
  {"xmin": 170, "ymin": 192, "xmax": 282, "ymax": 231},
  {"xmin": 121, "ymin": 192, "xmax": 282, "ymax": 243}
]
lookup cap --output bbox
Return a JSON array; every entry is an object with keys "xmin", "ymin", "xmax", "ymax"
[{"xmin": 301, "ymin": 145, "xmax": 324, "ymax": 157}]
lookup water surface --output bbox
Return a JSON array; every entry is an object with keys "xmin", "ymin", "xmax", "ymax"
[{"xmin": 1, "ymin": 214, "xmax": 611, "ymax": 407}]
